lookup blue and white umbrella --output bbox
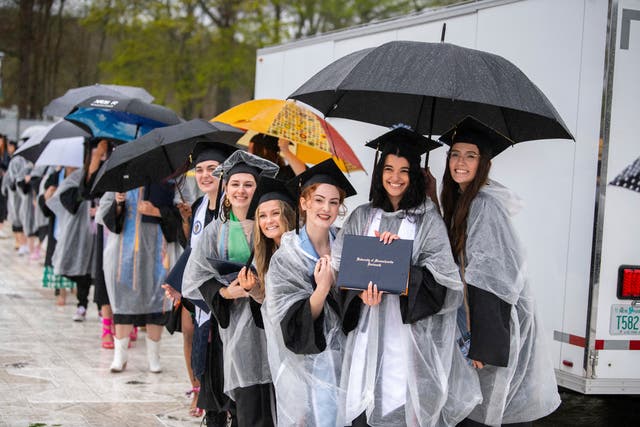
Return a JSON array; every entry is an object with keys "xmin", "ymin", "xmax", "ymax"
[{"xmin": 65, "ymin": 95, "xmax": 181, "ymax": 142}]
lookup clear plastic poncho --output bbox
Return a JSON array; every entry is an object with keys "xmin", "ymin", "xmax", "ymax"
[
  {"xmin": 96, "ymin": 190, "xmax": 180, "ymax": 315},
  {"xmin": 4, "ymin": 156, "xmax": 33, "ymax": 231},
  {"xmin": 1, "ymin": 156, "xmax": 26, "ymax": 227},
  {"xmin": 462, "ymin": 180, "xmax": 560, "ymax": 425},
  {"xmin": 30, "ymin": 165, "xmax": 51, "ymax": 231},
  {"xmin": 15, "ymin": 157, "xmax": 37, "ymax": 235},
  {"xmin": 182, "ymin": 217, "xmax": 272, "ymax": 399},
  {"xmin": 46, "ymin": 169, "xmax": 96, "ymax": 277},
  {"xmin": 263, "ymin": 229, "xmax": 346, "ymax": 427},
  {"xmin": 332, "ymin": 201, "xmax": 481, "ymax": 427}
]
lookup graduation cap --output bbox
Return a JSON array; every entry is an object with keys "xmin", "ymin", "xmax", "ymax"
[
  {"xmin": 365, "ymin": 126, "xmax": 441, "ymax": 200},
  {"xmin": 247, "ymin": 177, "xmax": 295, "ymax": 220},
  {"xmin": 211, "ymin": 150, "xmax": 279, "ymax": 219},
  {"xmin": 190, "ymin": 141, "xmax": 239, "ymax": 167},
  {"xmin": 365, "ymin": 126, "xmax": 442, "ymax": 164},
  {"xmin": 439, "ymin": 116, "xmax": 514, "ymax": 158},
  {"xmin": 286, "ymin": 158, "xmax": 357, "ymax": 233},
  {"xmin": 366, "ymin": 125, "xmax": 442, "ymax": 172}
]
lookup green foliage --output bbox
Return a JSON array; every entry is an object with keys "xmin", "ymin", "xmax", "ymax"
[{"xmin": 1, "ymin": 0, "xmax": 466, "ymax": 118}]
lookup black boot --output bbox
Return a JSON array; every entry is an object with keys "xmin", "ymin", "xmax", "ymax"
[{"xmin": 202, "ymin": 410, "xmax": 229, "ymax": 427}]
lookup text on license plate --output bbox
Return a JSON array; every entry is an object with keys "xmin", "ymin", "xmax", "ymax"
[{"xmin": 610, "ymin": 304, "xmax": 640, "ymax": 335}]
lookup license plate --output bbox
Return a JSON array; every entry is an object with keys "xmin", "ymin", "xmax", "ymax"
[{"xmin": 610, "ymin": 304, "xmax": 640, "ymax": 335}]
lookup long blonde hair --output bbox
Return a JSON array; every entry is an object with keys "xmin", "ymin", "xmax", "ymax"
[{"xmin": 253, "ymin": 200, "xmax": 296, "ymax": 286}]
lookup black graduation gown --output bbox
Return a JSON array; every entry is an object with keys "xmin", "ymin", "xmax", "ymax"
[
  {"xmin": 177, "ymin": 196, "xmax": 233, "ymax": 416},
  {"xmin": 279, "ymin": 276, "xmax": 341, "ymax": 355},
  {"xmin": 466, "ymin": 284, "xmax": 512, "ymax": 368},
  {"xmin": 196, "ymin": 222, "xmax": 274, "ymax": 427}
]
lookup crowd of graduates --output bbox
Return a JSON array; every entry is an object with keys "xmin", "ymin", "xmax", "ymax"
[{"xmin": 0, "ymin": 118, "xmax": 560, "ymax": 427}]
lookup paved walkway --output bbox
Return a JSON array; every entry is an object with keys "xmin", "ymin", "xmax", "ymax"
[{"xmin": 0, "ymin": 233, "xmax": 202, "ymax": 427}]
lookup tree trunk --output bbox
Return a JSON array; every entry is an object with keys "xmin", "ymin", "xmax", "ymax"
[
  {"xmin": 18, "ymin": 0, "xmax": 35, "ymax": 118},
  {"xmin": 215, "ymin": 85, "xmax": 231, "ymax": 115}
]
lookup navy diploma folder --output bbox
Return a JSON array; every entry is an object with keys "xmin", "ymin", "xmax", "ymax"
[
  {"xmin": 336, "ymin": 234, "xmax": 413, "ymax": 295},
  {"xmin": 206, "ymin": 258, "xmax": 257, "ymax": 285}
]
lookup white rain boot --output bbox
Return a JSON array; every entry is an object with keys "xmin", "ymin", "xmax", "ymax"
[
  {"xmin": 146, "ymin": 336, "xmax": 162, "ymax": 373},
  {"xmin": 110, "ymin": 337, "xmax": 130, "ymax": 372}
]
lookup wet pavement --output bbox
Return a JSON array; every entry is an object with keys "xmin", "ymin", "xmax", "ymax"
[
  {"xmin": 1, "ymin": 231, "xmax": 638, "ymax": 427},
  {"xmin": 537, "ymin": 388, "xmax": 639, "ymax": 426},
  {"xmin": 0, "ymin": 234, "xmax": 201, "ymax": 427}
]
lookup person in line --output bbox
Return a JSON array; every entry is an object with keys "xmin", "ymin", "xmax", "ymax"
[
  {"xmin": 163, "ymin": 142, "xmax": 237, "ymax": 420},
  {"xmin": 183, "ymin": 151, "xmax": 278, "ymax": 427},
  {"xmin": 4, "ymin": 153, "xmax": 31, "ymax": 254},
  {"xmin": 46, "ymin": 160, "xmax": 96, "ymax": 322},
  {"xmin": 249, "ymin": 133, "xmax": 307, "ymax": 180},
  {"xmin": 25, "ymin": 165, "xmax": 50, "ymax": 261},
  {"xmin": 263, "ymin": 161, "xmax": 355, "ymax": 426},
  {"xmin": 39, "ymin": 166, "xmax": 76, "ymax": 304},
  {"xmin": 53, "ymin": 138, "xmax": 119, "ymax": 343},
  {"xmin": 333, "ymin": 128, "xmax": 480, "ymax": 427},
  {"xmin": 0, "ymin": 134, "xmax": 12, "ymax": 239},
  {"xmin": 97, "ymin": 176, "xmax": 183, "ymax": 373},
  {"xmin": 439, "ymin": 117, "xmax": 560, "ymax": 427}
]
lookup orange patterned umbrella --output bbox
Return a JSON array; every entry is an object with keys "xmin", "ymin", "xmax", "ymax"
[{"xmin": 212, "ymin": 99, "xmax": 364, "ymax": 172}]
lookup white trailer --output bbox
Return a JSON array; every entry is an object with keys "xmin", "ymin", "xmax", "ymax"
[{"xmin": 254, "ymin": 0, "xmax": 640, "ymax": 394}]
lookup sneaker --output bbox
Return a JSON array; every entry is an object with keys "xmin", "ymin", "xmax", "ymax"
[
  {"xmin": 29, "ymin": 247, "xmax": 41, "ymax": 261},
  {"xmin": 0, "ymin": 229, "xmax": 10, "ymax": 239},
  {"xmin": 17, "ymin": 245, "xmax": 30, "ymax": 256},
  {"xmin": 72, "ymin": 306, "xmax": 87, "ymax": 322}
]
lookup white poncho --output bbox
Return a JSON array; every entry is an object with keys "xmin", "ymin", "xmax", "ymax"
[
  {"xmin": 46, "ymin": 169, "xmax": 96, "ymax": 277},
  {"xmin": 463, "ymin": 181, "xmax": 560, "ymax": 425},
  {"xmin": 182, "ymin": 217, "xmax": 272, "ymax": 399},
  {"xmin": 263, "ymin": 228, "xmax": 346, "ymax": 427},
  {"xmin": 333, "ymin": 201, "xmax": 481, "ymax": 427}
]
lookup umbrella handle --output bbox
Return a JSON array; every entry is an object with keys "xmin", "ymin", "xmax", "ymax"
[{"xmin": 175, "ymin": 181, "xmax": 185, "ymax": 204}]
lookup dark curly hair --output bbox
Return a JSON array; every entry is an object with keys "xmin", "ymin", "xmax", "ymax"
[{"xmin": 370, "ymin": 145, "xmax": 426, "ymax": 213}]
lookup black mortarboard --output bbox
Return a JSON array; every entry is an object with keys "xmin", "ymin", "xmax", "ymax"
[
  {"xmin": 247, "ymin": 177, "xmax": 295, "ymax": 220},
  {"xmin": 439, "ymin": 116, "xmax": 514, "ymax": 158},
  {"xmin": 366, "ymin": 126, "xmax": 441, "ymax": 159},
  {"xmin": 211, "ymin": 150, "xmax": 279, "ymax": 220},
  {"xmin": 287, "ymin": 158, "xmax": 357, "ymax": 199},
  {"xmin": 286, "ymin": 158, "xmax": 357, "ymax": 233},
  {"xmin": 214, "ymin": 150, "xmax": 279, "ymax": 180},
  {"xmin": 190, "ymin": 141, "xmax": 238, "ymax": 167}
]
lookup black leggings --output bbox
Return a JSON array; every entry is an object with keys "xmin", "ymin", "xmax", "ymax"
[{"xmin": 64, "ymin": 274, "xmax": 92, "ymax": 308}]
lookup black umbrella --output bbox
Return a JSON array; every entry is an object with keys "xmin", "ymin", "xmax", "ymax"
[
  {"xmin": 610, "ymin": 157, "xmax": 640, "ymax": 194},
  {"xmin": 65, "ymin": 95, "xmax": 182, "ymax": 142},
  {"xmin": 44, "ymin": 83, "xmax": 154, "ymax": 117},
  {"xmin": 13, "ymin": 120, "xmax": 91, "ymax": 163},
  {"xmin": 91, "ymin": 119, "xmax": 243, "ymax": 194},
  {"xmin": 289, "ymin": 40, "xmax": 573, "ymax": 144}
]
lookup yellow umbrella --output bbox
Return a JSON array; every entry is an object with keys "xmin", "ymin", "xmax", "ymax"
[{"xmin": 212, "ymin": 99, "xmax": 364, "ymax": 172}]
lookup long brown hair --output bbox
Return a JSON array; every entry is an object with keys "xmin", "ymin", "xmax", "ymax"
[
  {"xmin": 253, "ymin": 200, "xmax": 296, "ymax": 287},
  {"xmin": 441, "ymin": 144, "xmax": 492, "ymax": 258}
]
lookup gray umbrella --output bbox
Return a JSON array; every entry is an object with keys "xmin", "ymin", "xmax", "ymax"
[
  {"xmin": 44, "ymin": 83, "xmax": 154, "ymax": 117},
  {"xmin": 610, "ymin": 157, "xmax": 640, "ymax": 194},
  {"xmin": 289, "ymin": 41, "xmax": 573, "ymax": 143},
  {"xmin": 13, "ymin": 120, "xmax": 91, "ymax": 163}
]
